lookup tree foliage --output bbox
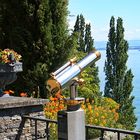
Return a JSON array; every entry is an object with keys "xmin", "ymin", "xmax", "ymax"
[
  {"xmin": 72, "ymin": 14, "xmax": 101, "ymax": 100},
  {"xmin": 104, "ymin": 16, "xmax": 137, "ymax": 130},
  {"xmin": 0, "ymin": 0, "xmax": 74, "ymax": 98}
]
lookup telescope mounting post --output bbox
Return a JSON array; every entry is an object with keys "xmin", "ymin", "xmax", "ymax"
[
  {"xmin": 70, "ymin": 81, "xmax": 78, "ymax": 99},
  {"xmin": 58, "ymin": 78, "xmax": 85, "ymax": 140},
  {"xmin": 66, "ymin": 78, "xmax": 85, "ymax": 111}
]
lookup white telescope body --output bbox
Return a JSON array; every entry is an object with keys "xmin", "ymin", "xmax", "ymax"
[{"xmin": 46, "ymin": 50, "xmax": 101, "ymax": 96}]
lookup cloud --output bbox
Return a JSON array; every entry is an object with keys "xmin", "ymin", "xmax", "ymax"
[
  {"xmin": 85, "ymin": 19, "xmax": 91, "ymax": 24},
  {"xmin": 68, "ymin": 18, "xmax": 75, "ymax": 30},
  {"xmin": 135, "ymin": 29, "xmax": 140, "ymax": 32},
  {"xmin": 68, "ymin": 17, "xmax": 108, "ymax": 41},
  {"xmin": 68, "ymin": 18, "xmax": 140, "ymax": 41},
  {"xmin": 91, "ymin": 25, "xmax": 109, "ymax": 41}
]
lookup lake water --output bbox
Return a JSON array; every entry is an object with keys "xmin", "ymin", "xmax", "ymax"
[{"xmin": 96, "ymin": 49, "xmax": 140, "ymax": 130}]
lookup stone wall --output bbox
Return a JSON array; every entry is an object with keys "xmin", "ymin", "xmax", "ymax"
[{"xmin": 0, "ymin": 97, "xmax": 48, "ymax": 140}]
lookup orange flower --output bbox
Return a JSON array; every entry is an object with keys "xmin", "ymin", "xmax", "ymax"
[
  {"xmin": 20, "ymin": 92, "xmax": 27, "ymax": 97},
  {"xmin": 50, "ymin": 96, "xmax": 54, "ymax": 101},
  {"xmin": 95, "ymin": 112, "xmax": 99, "ymax": 117},
  {"xmin": 4, "ymin": 90, "xmax": 14, "ymax": 94},
  {"xmin": 9, "ymin": 90, "xmax": 14, "ymax": 94},
  {"xmin": 53, "ymin": 98, "xmax": 58, "ymax": 101},
  {"xmin": 44, "ymin": 107, "xmax": 48, "ymax": 111},
  {"xmin": 58, "ymin": 104, "xmax": 64, "ymax": 110},
  {"xmin": 55, "ymin": 92, "xmax": 62, "ymax": 99},
  {"xmin": 50, "ymin": 96, "xmax": 58, "ymax": 101},
  {"xmin": 87, "ymin": 104, "xmax": 92, "ymax": 111},
  {"xmin": 4, "ymin": 90, "xmax": 10, "ymax": 94}
]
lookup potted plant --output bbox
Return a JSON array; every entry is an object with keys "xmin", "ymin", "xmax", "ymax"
[{"xmin": 0, "ymin": 49, "xmax": 22, "ymax": 97}]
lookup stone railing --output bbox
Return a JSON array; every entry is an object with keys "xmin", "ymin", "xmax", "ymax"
[{"xmin": 0, "ymin": 97, "xmax": 48, "ymax": 140}]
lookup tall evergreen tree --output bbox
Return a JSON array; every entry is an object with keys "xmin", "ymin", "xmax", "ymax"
[
  {"xmin": 85, "ymin": 24, "xmax": 94, "ymax": 53},
  {"xmin": 73, "ymin": 14, "xmax": 101, "ymax": 99},
  {"xmin": 74, "ymin": 15, "xmax": 80, "ymax": 32},
  {"xmin": 104, "ymin": 16, "xmax": 137, "ymax": 130},
  {"xmin": 73, "ymin": 14, "xmax": 85, "ymax": 51},
  {"xmin": 49, "ymin": 0, "xmax": 70, "ymax": 70},
  {"xmin": 0, "ymin": 0, "xmax": 72, "ymax": 98},
  {"xmin": 104, "ymin": 16, "xmax": 116, "ymax": 97},
  {"xmin": 79, "ymin": 14, "xmax": 85, "ymax": 52}
]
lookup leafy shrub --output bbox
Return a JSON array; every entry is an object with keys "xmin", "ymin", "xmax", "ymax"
[{"xmin": 44, "ymin": 96, "xmax": 120, "ymax": 139}]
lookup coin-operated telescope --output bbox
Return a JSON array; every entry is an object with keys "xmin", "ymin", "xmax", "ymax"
[
  {"xmin": 46, "ymin": 50, "xmax": 101, "ymax": 140},
  {"xmin": 46, "ymin": 50, "xmax": 101, "ymax": 110}
]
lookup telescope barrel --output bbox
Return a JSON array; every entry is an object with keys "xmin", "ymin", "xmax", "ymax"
[
  {"xmin": 46, "ymin": 50, "xmax": 101, "ymax": 96},
  {"xmin": 52, "ymin": 57, "xmax": 77, "ymax": 76},
  {"xmin": 57, "ymin": 51, "xmax": 100, "ymax": 88},
  {"xmin": 77, "ymin": 51, "xmax": 100, "ymax": 71}
]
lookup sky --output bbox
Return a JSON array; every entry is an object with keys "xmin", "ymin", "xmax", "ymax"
[{"xmin": 68, "ymin": 0, "xmax": 140, "ymax": 41}]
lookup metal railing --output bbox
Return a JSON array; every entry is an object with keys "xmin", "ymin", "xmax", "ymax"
[
  {"xmin": 86, "ymin": 124, "xmax": 140, "ymax": 140},
  {"xmin": 21, "ymin": 115, "xmax": 57, "ymax": 140},
  {"xmin": 20, "ymin": 115, "xmax": 140, "ymax": 140}
]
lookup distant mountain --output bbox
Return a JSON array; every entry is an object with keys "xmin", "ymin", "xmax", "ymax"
[{"xmin": 94, "ymin": 40, "xmax": 140, "ymax": 50}]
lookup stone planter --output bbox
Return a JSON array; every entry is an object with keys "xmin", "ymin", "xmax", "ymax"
[{"xmin": 0, "ymin": 62, "xmax": 22, "ymax": 97}]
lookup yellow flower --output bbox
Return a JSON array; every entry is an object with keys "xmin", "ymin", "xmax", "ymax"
[
  {"xmin": 94, "ymin": 119, "xmax": 98, "ymax": 123},
  {"xmin": 101, "ymin": 116, "xmax": 105, "ymax": 119},
  {"xmin": 102, "ymin": 120, "xmax": 106, "ymax": 125}
]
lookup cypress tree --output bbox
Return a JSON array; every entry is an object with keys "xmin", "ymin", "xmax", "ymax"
[
  {"xmin": 49, "ymin": 0, "xmax": 70, "ymax": 70},
  {"xmin": 73, "ymin": 14, "xmax": 101, "ymax": 99},
  {"xmin": 73, "ymin": 14, "xmax": 85, "ymax": 52},
  {"xmin": 74, "ymin": 15, "xmax": 80, "ymax": 32},
  {"xmin": 0, "ymin": 0, "xmax": 72, "ymax": 98},
  {"xmin": 85, "ymin": 24, "xmax": 94, "ymax": 53},
  {"xmin": 104, "ymin": 16, "xmax": 116, "ymax": 97},
  {"xmin": 79, "ymin": 14, "xmax": 85, "ymax": 52},
  {"xmin": 104, "ymin": 16, "xmax": 137, "ymax": 130}
]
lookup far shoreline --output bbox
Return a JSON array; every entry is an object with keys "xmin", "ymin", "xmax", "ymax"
[{"xmin": 95, "ymin": 47, "xmax": 140, "ymax": 51}]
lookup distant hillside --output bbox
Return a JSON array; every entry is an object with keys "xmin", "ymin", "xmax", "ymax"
[{"xmin": 94, "ymin": 40, "xmax": 140, "ymax": 50}]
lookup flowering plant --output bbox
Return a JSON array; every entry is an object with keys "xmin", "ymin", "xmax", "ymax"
[
  {"xmin": 43, "ymin": 96, "xmax": 121, "ymax": 139},
  {"xmin": 0, "ymin": 49, "xmax": 21, "ymax": 64}
]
